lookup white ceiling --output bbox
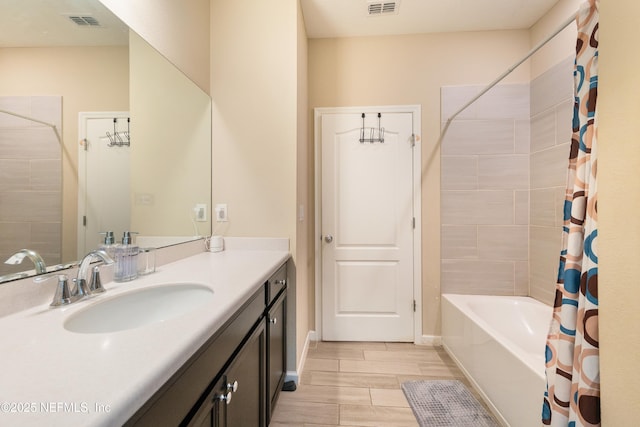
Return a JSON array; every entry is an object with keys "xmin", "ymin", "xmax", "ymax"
[
  {"xmin": 1, "ymin": 0, "xmax": 562, "ymax": 48},
  {"xmin": 301, "ymin": 0, "xmax": 562, "ymax": 38},
  {"xmin": 0, "ymin": 0, "xmax": 128, "ymax": 47}
]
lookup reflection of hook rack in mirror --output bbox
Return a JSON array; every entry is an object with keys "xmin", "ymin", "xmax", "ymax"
[
  {"xmin": 105, "ymin": 117, "xmax": 130, "ymax": 147},
  {"xmin": 359, "ymin": 112, "xmax": 385, "ymax": 143}
]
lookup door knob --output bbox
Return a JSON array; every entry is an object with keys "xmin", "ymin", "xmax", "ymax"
[{"xmin": 324, "ymin": 235, "xmax": 333, "ymax": 243}]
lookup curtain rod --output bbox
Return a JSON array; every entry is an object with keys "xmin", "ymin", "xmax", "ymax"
[
  {"xmin": 435, "ymin": 10, "xmax": 578, "ymax": 148},
  {"xmin": 0, "ymin": 108, "xmax": 63, "ymax": 145}
]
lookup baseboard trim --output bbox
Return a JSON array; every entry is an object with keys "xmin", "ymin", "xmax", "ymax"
[
  {"xmin": 416, "ymin": 335, "xmax": 442, "ymax": 346},
  {"xmin": 285, "ymin": 330, "xmax": 315, "ymax": 384}
]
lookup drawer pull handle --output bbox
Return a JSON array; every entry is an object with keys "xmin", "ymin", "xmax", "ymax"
[
  {"xmin": 217, "ymin": 391, "xmax": 232, "ymax": 405},
  {"xmin": 227, "ymin": 380, "xmax": 239, "ymax": 393},
  {"xmin": 269, "ymin": 317, "xmax": 277, "ymax": 325},
  {"xmin": 274, "ymin": 279, "xmax": 286, "ymax": 286}
]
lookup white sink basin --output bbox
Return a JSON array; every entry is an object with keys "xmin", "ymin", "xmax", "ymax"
[{"xmin": 64, "ymin": 283, "xmax": 214, "ymax": 334}]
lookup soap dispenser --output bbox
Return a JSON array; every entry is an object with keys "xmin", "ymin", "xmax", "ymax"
[
  {"xmin": 98, "ymin": 231, "xmax": 116, "ymax": 258},
  {"xmin": 114, "ymin": 231, "xmax": 139, "ymax": 282}
]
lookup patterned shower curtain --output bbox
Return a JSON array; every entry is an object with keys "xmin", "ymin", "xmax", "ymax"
[{"xmin": 542, "ymin": 1, "xmax": 599, "ymax": 426}]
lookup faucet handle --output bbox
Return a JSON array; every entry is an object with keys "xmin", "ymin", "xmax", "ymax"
[
  {"xmin": 89, "ymin": 265, "xmax": 106, "ymax": 294},
  {"xmin": 35, "ymin": 274, "xmax": 79, "ymax": 307},
  {"xmin": 72, "ymin": 277, "xmax": 92, "ymax": 300}
]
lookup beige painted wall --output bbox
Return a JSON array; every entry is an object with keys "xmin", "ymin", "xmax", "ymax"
[
  {"xmin": 296, "ymin": 0, "xmax": 311, "ymax": 370},
  {"xmin": 530, "ymin": 0, "xmax": 582, "ymax": 78},
  {"xmin": 309, "ymin": 30, "xmax": 531, "ymax": 337},
  {"xmin": 129, "ymin": 32, "xmax": 212, "ymax": 237},
  {"xmin": 598, "ymin": 0, "xmax": 640, "ymax": 422},
  {"xmin": 210, "ymin": 0, "xmax": 301, "ymax": 359},
  {"xmin": 99, "ymin": 0, "xmax": 210, "ymax": 94},
  {"xmin": 0, "ymin": 46, "xmax": 129, "ymax": 262}
]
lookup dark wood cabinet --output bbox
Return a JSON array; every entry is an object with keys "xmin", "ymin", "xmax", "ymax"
[
  {"xmin": 125, "ymin": 260, "xmax": 289, "ymax": 427},
  {"xmin": 266, "ymin": 286, "xmax": 287, "ymax": 422},
  {"xmin": 190, "ymin": 320, "xmax": 266, "ymax": 427}
]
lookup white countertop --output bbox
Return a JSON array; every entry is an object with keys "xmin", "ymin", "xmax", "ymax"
[{"xmin": 0, "ymin": 248, "xmax": 289, "ymax": 426}]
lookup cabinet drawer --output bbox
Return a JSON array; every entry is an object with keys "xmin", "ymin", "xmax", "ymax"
[{"xmin": 266, "ymin": 263, "xmax": 287, "ymax": 305}]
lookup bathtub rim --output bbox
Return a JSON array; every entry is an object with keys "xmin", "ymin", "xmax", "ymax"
[{"xmin": 441, "ymin": 293, "xmax": 550, "ymax": 381}]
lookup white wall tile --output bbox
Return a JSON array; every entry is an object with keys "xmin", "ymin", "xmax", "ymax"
[
  {"xmin": 441, "ymin": 225, "xmax": 477, "ymax": 259},
  {"xmin": 514, "ymin": 261, "xmax": 529, "ymax": 296},
  {"xmin": 515, "ymin": 190, "xmax": 529, "ymax": 225},
  {"xmin": 441, "ymin": 156, "xmax": 477, "ymax": 190},
  {"xmin": 442, "ymin": 84, "xmax": 530, "ymax": 121},
  {"xmin": 30, "ymin": 160, "xmax": 62, "ymax": 191},
  {"xmin": 531, "ymin": 110, "xmax": 556, "ymax": 153},
  {"xmin": 515, "ymin": 120, "xmax": 531, "ymax": 154},
  {"xmin": 531, "ymin": 144, "xmax": 570, "ymax": 189},
  {"xmin": 530, "ymin": 56, "xmax": 574, "ymax": 116},
  {"xmin": 441, "ymin": 260, "xmax": 515, "ymax": 295},
  {"xmin": 473, "ymin": 84, "xmax": 530, "ymax": 120},
  {"xmin": 530, "ymin": 225, "xmax": 563, "ymax": 303},
  {"xmin": 441, "ymin": 120, "xmax": 515, "ymax": 155},
  {"xmin": 555, "ymin": 99, "xmax": 574, "ymax": 146},
  {"xmin": 0, "ymin": 223, "xmax": 31, "ymax": 252},
  {"xmin": 531, "ymin": 188, "xmax": 557, "ymax": 227},
  {"xmin": 0, "ymin": 192, "xmax": 61, "ymax": 222},
  {"xmin": 441, "ymin": 190, "xmax": 514, "ymax": 225},
  {"xmin": 477, "ymin": 226, "xmax": 528, "ymax": 261},
  {"xmin": 0, "ymin": 128, "xmax": 60, "ymax": 159},
  {"xmin": 528, "ymin": 59, "xmax": 575, "ymax": 305},
  {"xmin": 0, "ymin": 160, "xmax": 30, "ymax": 191},
  {"xmin": 441, "ymin": 86, "xmax": 483, "ymax": 120},
  {"xmin": 478, "ymin": 154, "xmax": 529, "ymax": 190},
  {"xmin": 0, "ymin": 97, "xmax": 31, "ymax": 127},
  {"xmin": 530, "ymin": 278, "xmax": 556, "ymax": 306},
  {"xmin": 0, "ymin": 96, "xmax": 63, "ymax": 275}
]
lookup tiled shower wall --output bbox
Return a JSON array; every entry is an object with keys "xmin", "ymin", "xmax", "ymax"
[
  {"xmin": 529, "ymin": 57, "xmax": 574, "ymax": 305},
  {"xmin": 441, "ymin": 84, "xmax": 531, "ymax": 295},
  {"xmin": 440, "ymin": 57, "xmax": 574, "ymax": 303},
  {"xmin": 0, "ymin": 96, "xmax": 62, "ymax": 276}
]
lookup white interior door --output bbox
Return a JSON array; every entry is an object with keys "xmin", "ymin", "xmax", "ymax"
[
  {"xmin": 78, "ymin": 112, "xmax": 130, "ymax": 257},
  {"xmin": 321, "ymin": 111, "xmax": 416, "ymax": 341}
]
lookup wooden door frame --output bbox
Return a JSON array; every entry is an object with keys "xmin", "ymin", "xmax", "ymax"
[{"xmin": 313, "ymin": 105, "xmax": 422, "ymax": 343}]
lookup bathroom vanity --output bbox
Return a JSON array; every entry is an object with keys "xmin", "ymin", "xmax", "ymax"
[
  {"xmin": 0, "ymin": 243, "xmax": 290, "ymax": 427},
  {"xmin": 126, "ymin": 263, "xmax": 288, "ymax": 426}
]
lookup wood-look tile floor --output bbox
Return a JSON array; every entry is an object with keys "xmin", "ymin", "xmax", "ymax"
[{"xmin": 270, "ymin": 341, "xmax": 487, "ymax": 427}]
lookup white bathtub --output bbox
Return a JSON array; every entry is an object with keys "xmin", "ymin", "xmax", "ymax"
[{"xmin": 441, "ymin": 294, "xmax": 552, "ymax": 427}]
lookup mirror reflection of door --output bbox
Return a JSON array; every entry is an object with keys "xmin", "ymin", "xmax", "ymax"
[{"xmin": 78, "ymin": 112, "xmax": 130, "ymax": 257}]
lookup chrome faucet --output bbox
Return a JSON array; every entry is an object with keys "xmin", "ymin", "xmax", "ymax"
[
  {"xmin": 4, "ymin": 249, "xmax": 47, "ymax": 274},
  {"xmin": 36, "ymin": 274, "xmax": 76, "ymax": 307},
  {"xmin": 74, "ymin": 250, "xmax": 115, "ymax": 298}
]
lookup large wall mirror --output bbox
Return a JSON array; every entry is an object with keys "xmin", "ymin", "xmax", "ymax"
[{"xmin": 0, "ymin": 0, "xmax": 212, "ymax": 282}]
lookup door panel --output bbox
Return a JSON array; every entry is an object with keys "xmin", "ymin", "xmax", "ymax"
[
  {"xmin": 78, "ymin": 113, "xmax": 130, "ymax": 256},
  {"xmin": 321, "ymin": 112, "xmax": 414, "ymax": 341}
]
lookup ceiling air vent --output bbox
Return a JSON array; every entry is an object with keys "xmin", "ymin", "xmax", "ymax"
[
  {"xmin": 66, "ymin": 15, "xmax": 102, "ymax": 27},
  {"xmin": 367, "ymin": 1, "xmax": 400, "ymax": 16}
]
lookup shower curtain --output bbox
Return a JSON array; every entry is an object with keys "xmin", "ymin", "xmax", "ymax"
[{"xmin": 542, "ymin": 1, "xmax": 600, "ymax": 426}]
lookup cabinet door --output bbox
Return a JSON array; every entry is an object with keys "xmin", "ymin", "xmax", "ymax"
[
  {"xmin": 267, "ymin": 290, "xmax": 286, "ymax": 422},
  {"xmin": 225, "ymin": 320, "xmax": 267, "ymax": 427},
  {"xmin": 187, "ymin": 375, "xmax": 225, "ymax": 427},
  {"xmin": 187, "ymin": 321, "xmax": 266, "ymax": 427}
]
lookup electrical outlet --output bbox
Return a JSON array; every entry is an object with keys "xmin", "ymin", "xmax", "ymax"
[
  {"xmin": 215, "ymin": 204, "xmax": 228, "ymax": 222},
  {"xmin": 194, "ymin": 204, "xmax": 207, "ymax": 222}
]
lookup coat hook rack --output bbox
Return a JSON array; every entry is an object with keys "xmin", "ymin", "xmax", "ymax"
[
  {"xmin": 359, "ymin": 113, "xmax": 384, "ymax": 143},
  {"xmin": 105, "ymin": 117, "xmax": 130, "ymax": 147}
]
